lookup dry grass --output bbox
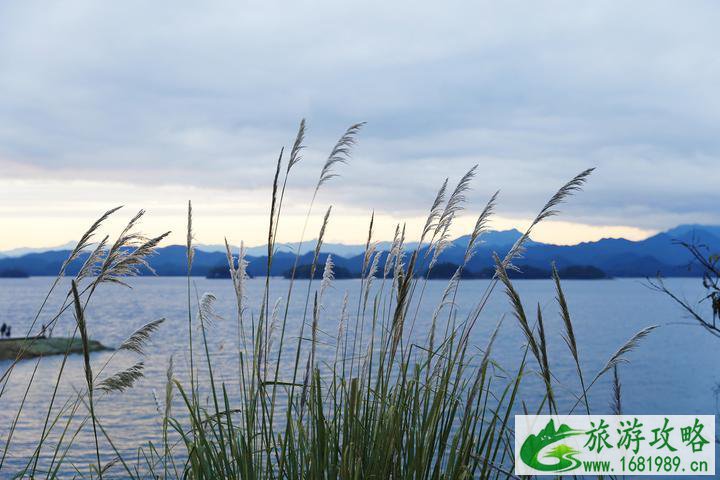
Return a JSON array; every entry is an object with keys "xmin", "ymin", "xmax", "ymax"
[{"xmin": 0, "ymin": 121, "xmax": 658, "ymax": 479}]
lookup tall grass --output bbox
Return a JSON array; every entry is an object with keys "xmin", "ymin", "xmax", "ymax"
[{"xmin": 0, "ymin": 122, "xmax": 656, "ymax": 479}]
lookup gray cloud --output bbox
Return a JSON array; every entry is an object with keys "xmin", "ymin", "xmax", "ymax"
[{"xmin": 0, "ymin": 0, "xmax": 719, "ymax": 230}]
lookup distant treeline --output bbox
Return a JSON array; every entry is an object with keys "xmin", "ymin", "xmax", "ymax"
[
  {"xmin": 279, "ymin": 262, "xmax": 607, "ymax": 280},
  {"xmin": 0, "ymin": 268, "xmax": 29, "ymax": 278},
  {"xmin": 1, "ymin": 224, "xmax": 718, "ymax": 279}
]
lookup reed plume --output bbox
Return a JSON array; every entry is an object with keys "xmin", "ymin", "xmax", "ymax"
[
  {"xmin": 96, "ymin": 224, "xmax": 171, "ymax": 287},
  {"xmin": 119, "ymin": 318, "xmax": 165, "ymax": 355},
  {"xmin": 594, "ymin": 325, "xmax": 658, "ymax": 381},
  {"xmin": 383, "ymin": 225, "xmax": 401, "ymax": 278},
  {"xmin": 421, "ymin": 179, "xmax": 448, "ymax": 241},
  {"xmin": 428, "ymin": 165, "xmax": 477, "ymax": 268},
  {"xmin": 287, "ymin": 118, "xmax": 306, "ymax": 173},
  {"xmin": 316, "ymin": 122, "xmax": 365, "ymax": 191},
  {"xmin": 61, "ymin": 206, "xmax": 123, "ymax": 276},
  {"xmin": 97, "ymin": 362, "xmax": 145, "ymax": 394},
  {"xmin": 320, "ymin": 254, "xmax": 335, "ymax": 301},
  {"xmin": 567, "ymin": 326, "xmax": 657, "ymax": 415},
  {"xmin": 503, "ymin": 168, "xmax": 594, "ymax": 269},
  {"xmin": 462, "ymin": 191, "xmax": 499, "ymax": 266},
  {"xmin": 226, "ymin": 240, "xmax": 249, "ymax": 317},
  {"xmin": 309, "ymin": 206, "xmax": 332, "ymax": 280},
  {"xmin": 7, "ymin": 121, "xmax": 669, "ymax": 480},
  {"xmin": 76, "ymin": 235, "xmax": 110, "ymax": 283},
  {"xmin": 265, "ymin": 298, "xmax": 283, "ymax": 377},
  {"xmin": 198, "ymin": 293, "xmax": 221, "ymax": 327}
]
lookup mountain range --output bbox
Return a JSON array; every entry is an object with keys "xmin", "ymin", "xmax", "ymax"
[{"xmin": 0, "ymin": 224, "xmax": 718, "ymax": 279}]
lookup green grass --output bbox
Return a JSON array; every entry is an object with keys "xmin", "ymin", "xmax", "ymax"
[{"xmin": 0, "ymin": 121, "xmax": 655, "ymax": 479}]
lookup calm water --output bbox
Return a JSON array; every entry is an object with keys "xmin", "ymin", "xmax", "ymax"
[{"xmin": 0, "ymin": 276, "xmax": 716, "ymax": 476}]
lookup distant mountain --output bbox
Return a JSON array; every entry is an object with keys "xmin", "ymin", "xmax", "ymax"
[
  {"xmin": 0, "ymin": 242, "xmax": 77, "ymax": 258},
  {"xmin": 453, "ymin": 228, "xmax": 527, "ymax": 250},
  {"xmin": 1, "ymin": 225, "xmax": 718, "ymax": 278},
  {"xmin": 197, "ymin": 240, "xmax": 420, "ymax": 258},
  {"xmin": 663, "ymin": 224, "xmax": 720, "ymax": 240}
]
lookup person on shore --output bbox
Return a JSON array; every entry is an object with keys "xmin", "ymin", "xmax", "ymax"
[
  {"xmin": 6, "ymin": 326, "xmax": 11, "ymax": 338},
  {"xmin": 0, "ymin": 323, "xmax": 5, "ymax": 337}
]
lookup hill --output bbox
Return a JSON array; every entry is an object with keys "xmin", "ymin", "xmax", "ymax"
[{"xmin": 1, "ymin": 225, "xmax": 718, "ymax": 279}]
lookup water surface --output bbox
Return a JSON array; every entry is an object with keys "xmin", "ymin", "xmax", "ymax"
[{"xmin": 0, "ymin": 277, "xmax": 715, "ymax": 476}]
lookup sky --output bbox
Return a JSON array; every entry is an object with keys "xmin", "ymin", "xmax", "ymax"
[{"xmin": 1, "ymin": 1, "xmax": 719, "ymax": 250}]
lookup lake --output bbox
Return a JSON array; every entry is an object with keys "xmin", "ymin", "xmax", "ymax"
[{"xmin": 0, "ymin": 276, "xmax": 716, "ymax": 476}]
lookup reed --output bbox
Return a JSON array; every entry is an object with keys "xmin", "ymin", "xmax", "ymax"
[{"xmin": 0, "ymin": 121, "xmax": 659, "ymax": 479}]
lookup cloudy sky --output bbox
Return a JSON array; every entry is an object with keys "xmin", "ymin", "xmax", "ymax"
[{"xmin": 0, "ymin": 1, "xmax": 718, "ymax": 250}]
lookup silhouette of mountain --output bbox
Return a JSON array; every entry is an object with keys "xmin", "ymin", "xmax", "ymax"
[
  {"xmin": 196, "ymin": 240, "xmax": 420, "ymax": 258},
  {"xmin": 0, "ymin": 242, "xmax": 77, "ymax": 258},
  {"xmin": 1, "ymin": 225, "xmax": 718, "ymax": 278}
]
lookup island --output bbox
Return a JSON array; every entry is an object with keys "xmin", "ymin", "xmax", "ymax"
[
  {"xmin": 284, "ymin": 264, "xmax": 354, "ymax": 279},
  {"xmin": 206, "ymin": 265, "xmax": 254, "ymax": 279},
  {"xmin": 422, "ymin": 263, "xmax": 609, "ymax": 280},
  {"xmin": 555, "ymin": 265, "xmax": 607, "ymax": 279},
  {"xmin": 0, "ymin": 336, "xmax": 111, "ymax": 360},
  {"xmin": 0, "ymin": 268, "xmax": 29, "ymax": 278},
  {"xmin": 206, "ymin": 265, "xmax": 231, "ymax": 279}
]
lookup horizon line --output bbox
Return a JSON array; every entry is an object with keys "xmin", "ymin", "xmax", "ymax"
[{"xmin": 2, "ymin": 223, "xmax": 718, "ymax": 257}]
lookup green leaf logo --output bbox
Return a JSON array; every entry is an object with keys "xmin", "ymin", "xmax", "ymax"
[{"xmin": 519, "ymin": 420, "xmax": 583, "ymax": 472}]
